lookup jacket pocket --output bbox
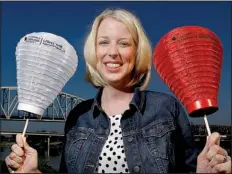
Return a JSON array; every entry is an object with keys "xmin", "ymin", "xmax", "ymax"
[
  {"xmin": 65, "ymin": 127, "xmax": 91, "ymax": 172},
  {"xmin": 142, "ymin": 119, "xmax": 175, "ymax": 159}
]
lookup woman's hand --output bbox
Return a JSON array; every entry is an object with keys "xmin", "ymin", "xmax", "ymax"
[
  {"xmin": 196, "ymin": 132, "xmax": 231, "ymax": 173},
  {"xmin": 5, "ymin": 134, "xmax": 41, "ymax": 173}
]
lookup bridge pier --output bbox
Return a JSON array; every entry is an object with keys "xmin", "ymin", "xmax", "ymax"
[{"xmin": 47, "ymin": 136, "xmax": 50, "ymax": 157}]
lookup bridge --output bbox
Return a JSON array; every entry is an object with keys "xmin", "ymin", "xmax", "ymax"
[
  {"xmin": 0, "ymin": 86, "xmax": 84, "ymax": 157},
  {"xmin": 0, "ymin": 86, "xmax": 84, "ymax": 121},
  {"xmin": 1, "ymin": 86, "xmax": 231, "ymax": 157}
]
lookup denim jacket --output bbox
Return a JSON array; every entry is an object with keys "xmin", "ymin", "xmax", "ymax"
[{"xmin": 59, "ymin": 88, "xmax": 199, "ymax": 173}]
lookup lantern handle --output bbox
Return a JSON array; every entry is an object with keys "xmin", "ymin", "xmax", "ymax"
[
  {"xmin": 22, "ymin": 113, "xmax": 30, "ymax": 137},
  {"xmin": 203, "ymin": 114, "xmax": 211, "ymax": 136}
]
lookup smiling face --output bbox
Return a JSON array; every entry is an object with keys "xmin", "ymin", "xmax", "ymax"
[{"xmin": 96, "ymin": 17, "xmax": 137, "ymax": 88}]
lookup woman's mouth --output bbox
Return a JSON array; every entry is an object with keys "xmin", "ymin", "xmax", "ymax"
[
  {"xmin": 106, "ymin": 63, "xmax": 121, "ymax": 68},
  {"xmin": 104, "ymin": 63, "xmax": 123, "ymax": 72}
]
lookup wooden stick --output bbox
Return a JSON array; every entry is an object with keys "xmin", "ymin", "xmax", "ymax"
[
  {"xmin": 203, "ymin": 114, "xmax": 211, "ymax": 136},
  {"xmin": 22, "ymin": 118, "xmax": 29, "ymax": 137}
]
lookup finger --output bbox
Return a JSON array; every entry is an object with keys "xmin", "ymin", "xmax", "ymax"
[
  {"xmin": 5, "ymin": 156, "xmax": 21, "ymax": 170},
  {"xmin": 16, "ymin": 134, "xmax": 24, "ymax": 148},
  {"xmin": 206, "ymin": 144, "xmax": 228, "ymax": 161},
  {"xmin": 5, "ymin": 156, "xmax": 11, "ymax": 167},
  {"xmin": 226, "ymin": 156, "xmax": 231, "ymax": 162},
  {"xmin": 209, "ymin": 154, "xmax": 225, "ymax": 167},
  {"xmin": 7, "ymin": 166, "xmax": 15, "ymax": 174},
  {"xmin": 212, "ymin": 160, "xmax": 231, "ymax": 173},
  {"xmin": 205, "ymin": 165, "xmax": 212, "ymax": 173},
  {"xmin": 11, "ymin": 144, "xmax": 24, "ymax": 157},
  {"xmin": 208, "ymin": 132, "xmax": 220, "ymax": 147},
  {"xmin": 9, "ymin": 152, "xmax": 24, "ymax": 164}
]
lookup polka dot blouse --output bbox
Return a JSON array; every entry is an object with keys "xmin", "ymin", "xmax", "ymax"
[{"xmin": 95, "ymin": 114, "xmax": 129, "ymax": 173}]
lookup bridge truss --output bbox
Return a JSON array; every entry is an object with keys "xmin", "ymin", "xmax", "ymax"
[{"xmin": 0, "ymin": 86, "xmax": 84, "ymax": 121}]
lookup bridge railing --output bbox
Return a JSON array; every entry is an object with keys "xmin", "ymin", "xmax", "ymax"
[{"xmin": 0, "ymin": 86, "xmax": 84, "ymax": 121}]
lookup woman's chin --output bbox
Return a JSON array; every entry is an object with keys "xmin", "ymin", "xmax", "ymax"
[{"xmin": 105, "ymin": 79, "xmax": 122, "ymax": 86}]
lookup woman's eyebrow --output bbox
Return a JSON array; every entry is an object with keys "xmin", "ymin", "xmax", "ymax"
[{"xmin": 97, "ymin": 36, "xmax": 109, "ymax": 39}]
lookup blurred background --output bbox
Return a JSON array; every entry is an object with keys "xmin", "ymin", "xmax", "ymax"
[{"xmin": 1, "ymin": 1, "xmax": 231, "ymax": 172}]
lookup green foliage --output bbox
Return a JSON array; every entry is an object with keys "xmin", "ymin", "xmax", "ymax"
[{"xmin": 38, "ymin": 158, "xmax": 58, "ymax": 173}]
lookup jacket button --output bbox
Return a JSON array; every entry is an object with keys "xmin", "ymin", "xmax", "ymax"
[
  {"xmin": 128, "ymin": 136, "xmax": 133, "ymax": 142},
  {"xmin": 133, "ymin": 166, "xmax": 140, "ymax": 173}
]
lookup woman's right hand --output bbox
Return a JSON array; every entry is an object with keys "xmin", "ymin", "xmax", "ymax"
[{"xmin": 5, "ymin": 134, "xmax": 40, "ymax": 173}]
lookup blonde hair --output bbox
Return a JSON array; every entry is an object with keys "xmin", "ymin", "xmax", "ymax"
[{"xmin": 84, "ymin": 8, "xmax": 152, "ymax": 90}]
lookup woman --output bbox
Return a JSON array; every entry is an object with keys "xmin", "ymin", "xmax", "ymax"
[{"xmin": 5, "ymin": 8, "xmax": 231, "ymax": 173}]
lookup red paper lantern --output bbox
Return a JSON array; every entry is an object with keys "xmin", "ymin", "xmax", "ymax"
[{"xmin": 153, "ymin": 26, "xmax": 223, "ymax": 117}]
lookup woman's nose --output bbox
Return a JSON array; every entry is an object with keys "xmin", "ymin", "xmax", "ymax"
[{"xmin": 108, "ymin": 44, "xmax": 118, "ymax": 58}]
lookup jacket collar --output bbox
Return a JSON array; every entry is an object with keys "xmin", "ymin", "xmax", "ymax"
[{"xmin": 91, "ymin": 87, "xmax": 145, "ymax": 117}]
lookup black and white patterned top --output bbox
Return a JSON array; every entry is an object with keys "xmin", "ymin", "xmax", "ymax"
[{"xmin": 95, "ymin": 114, "xmax": 129, "ymax": 173}]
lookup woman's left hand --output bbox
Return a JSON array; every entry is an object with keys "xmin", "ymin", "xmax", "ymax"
[{"xmin": 196, "ymin": 132, "xmax": 231, "ymax": 173}]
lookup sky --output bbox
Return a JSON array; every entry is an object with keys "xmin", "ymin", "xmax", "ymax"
[{"xmin": 1, "ymin": 1, "xmax": 231, "ymax": 127}]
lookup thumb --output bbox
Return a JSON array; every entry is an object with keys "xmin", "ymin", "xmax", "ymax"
[
  {"xmin": 208, "ymin": 132, "xmax": 220, "ymax": 148},
  {"xmin": 16, "ymin": 134, "xmax": 24, "ymax": 148}
]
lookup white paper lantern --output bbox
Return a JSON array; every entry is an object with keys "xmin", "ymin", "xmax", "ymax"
[{"xmin": 16, "ymin": 32, "xmax": 78, "ymax": 116}]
